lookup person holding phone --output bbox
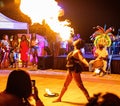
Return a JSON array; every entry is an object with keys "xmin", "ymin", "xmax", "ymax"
[
  {"xmin": 31, "ymin": 80, "xmax": 38, "ymax": 100},
  {"xmin": 0, "ymin": 69, "xmax": 44, "ymax": 106}
]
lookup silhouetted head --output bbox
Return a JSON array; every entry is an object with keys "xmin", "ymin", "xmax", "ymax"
[
  {"xmin": 13, "ymin": 35, "xmax": 18, "ymax": 40},
  {"xmin": 3, "ymin": 34, "xmax": 8, "ymax": 40},
  {"xmin": 73, "ymin": 39, "xmax": 85, "ymax": 49},
  {"xmin": 5, "ymin": 69, "xmax": 32, "ymax": 99},
  {"xmin": 86, "ymin": 92, "xmax": 120, "ymax": 106}
]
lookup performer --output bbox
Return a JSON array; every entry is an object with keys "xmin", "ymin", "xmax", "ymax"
[
  {"xmin": 44, "ymin": 36, "xmax": 51, "ymax": 55},
  {"xmin": 9, "ymin": 35, "xmax": 19, "ymax": 68},
  {"xmin": 89, "ymin": 43, "xmax": 108, "ymax": 76},
  {"xmin": 0, "ymin": 40, "xmax": 4, "ymax": 68},
  {"xmin": 73, "ymin": 33, "xmax": 81, "ymax": 41},
  {"xmin": 20, "ymin": 35, "xmax": 29, "ymax": 68},
  {"xmin": 89, "ymin": 25, "xmax": 113, "ymax": 76},
  {"xmin": 1, "ymin": 34, "xmax": 10, "ymax": 68},
  {"xmin": 30, "ymin": 33, "xmax": 38, "ymax": 67},
  {"xmin": 53, "ymin": 39, "xmax": 90, "ymax": 102},
  {"xmin": 59, "ymin": 40, "xmax": 68, "ymax": 55}
]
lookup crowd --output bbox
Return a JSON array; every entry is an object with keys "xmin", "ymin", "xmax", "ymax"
[
  {"xmin": 0, "ymin": 34, "xmax": 120, "ymax": 105},
  {"xmin": 0, "ymin": 33, "xmax": 84, "ymax": 69},
  {"xmin": 0, "ymin": 34, "xmax": 51, "ymax": 69},
  {"xmin": 0, "ymin": 32, "xmax": 112, "ymax": 76}
]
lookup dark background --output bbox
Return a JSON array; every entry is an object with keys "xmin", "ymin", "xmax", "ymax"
[
  {"xmin": 57, "ymin": 0, "xmax": 120, "ymax": 42},
  {"xmin": 0, "ymin": 0, "xmax": 120, "ymax": 42}
]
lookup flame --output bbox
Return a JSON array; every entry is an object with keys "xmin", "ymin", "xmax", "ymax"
[{"xmin": 20, "ymin": 0, "xmax": 74, "ymax": 41}]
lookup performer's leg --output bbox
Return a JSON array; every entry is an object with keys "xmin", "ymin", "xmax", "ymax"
[
  {"xmin": 1, "ymin": 52, "xmax": 6, "ymax": 68},
  {"xmin": 102, "ymin": 60, "xmax": 107, "ymax": 72},
  {"xmin": 34, "ymin": 49, "xmax": 38, "ymax": 65},
  {"xmin": 22, "ymin": 60, "xmax": 25, "ymax": 67},
  {"xmin": 73, "ymin": 72, "xmax": 90, "ymax": 101},
  {"xmin": 99, "ymin": 60, "xmax": 107, "ymax": 76},
  {"xmin": 1, "ymin": 52, "xmax": 9, "ymax": 68},
  {"xmin": 53, "ymin": 71, "xmax": 73, "ymax": 102},
  {"xmin": 25, "ymin": 61, "xmax": 28, "ymax": 68}
]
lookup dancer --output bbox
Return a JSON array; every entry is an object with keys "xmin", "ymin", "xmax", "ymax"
[
  {"xmin": 0, "ymin": 40, "xmax": 4, "ymax": 68},
  {"xmin": 30, "ymin": 33, "xmax": 38, "ymax": 67},
  {"xmin": 44, "ymin": 36, "xmax": 51, "ymax": 55},
  {"xmin": 89, "ymin": 43, "xmax": 108, "ymax": 76},
  {"xmin": 20, "ymin": 35, "xmax": 29, "ymax": 68},
  {"xmin": 53, "ymin": 39, "xmax": 90, "ymax": 102},
  {"xmin": 1, "ymin": 34, "xmax": 10, "ymax": 68},
  {"xmin": 9, "ymin": 35, "xmax": 19, "ymax": 68}
]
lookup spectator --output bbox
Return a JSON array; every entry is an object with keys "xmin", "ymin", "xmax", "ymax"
[
  {"xmin": 86, "ymin": 92, "xmax": 120, "ymax": 106},
  {"xmin": 0, "ymin": 69, "xmax": 44, "ymax": 106}
]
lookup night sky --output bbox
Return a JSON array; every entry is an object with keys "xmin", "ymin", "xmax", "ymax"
[
  {"xmin": 57, "ymin": 0, "xmax": 120, "ymax": 42},
  {"xmin": 1, "ymin": 0, "xmax": 120, "ymax": 42}
]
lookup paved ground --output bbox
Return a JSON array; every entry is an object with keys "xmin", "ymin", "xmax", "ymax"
[{"xmin": 0, "ymin": 68, "xmax": 120, "ymax": 106}]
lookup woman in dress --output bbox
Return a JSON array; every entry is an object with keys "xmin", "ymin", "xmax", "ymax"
[{"xmin": 20, "ymin": 35, "xmax": 29, "ymax": 68}]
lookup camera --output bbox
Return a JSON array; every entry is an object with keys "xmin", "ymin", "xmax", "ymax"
[
  {"xmin": 31, "ymin": 80, "xmax": 35, "ymax": 87},
  {"xmin": 31, "ymin": 80, "xmax": 36, "ymax": 94}
]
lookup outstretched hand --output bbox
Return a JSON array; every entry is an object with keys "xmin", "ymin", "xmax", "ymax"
[
  {"xmin": 32, "ymin": 86, "xmax": 39, "ymax": 101},
  {"xmin": 32, "ymin": 86, "xmax": 44, "ymax": 106}
]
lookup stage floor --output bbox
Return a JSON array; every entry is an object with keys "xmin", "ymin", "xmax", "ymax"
[{"xmin": 0, "ymin": 68, "xmax": 120, "ymax": 106}]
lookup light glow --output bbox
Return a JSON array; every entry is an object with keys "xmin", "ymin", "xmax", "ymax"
[{"xmin": 20, "ymin": 0, "xmax": 74, "ymax": 40}]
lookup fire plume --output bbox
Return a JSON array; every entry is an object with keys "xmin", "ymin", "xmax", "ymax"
[{"xmin": 20, "ymin": 0, "xmax": 74, "ymax": 40}]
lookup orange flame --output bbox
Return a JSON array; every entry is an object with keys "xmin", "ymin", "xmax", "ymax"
[{"xmin": 20, "ymin": 0, "xmax": 74, "ymax": 41}]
